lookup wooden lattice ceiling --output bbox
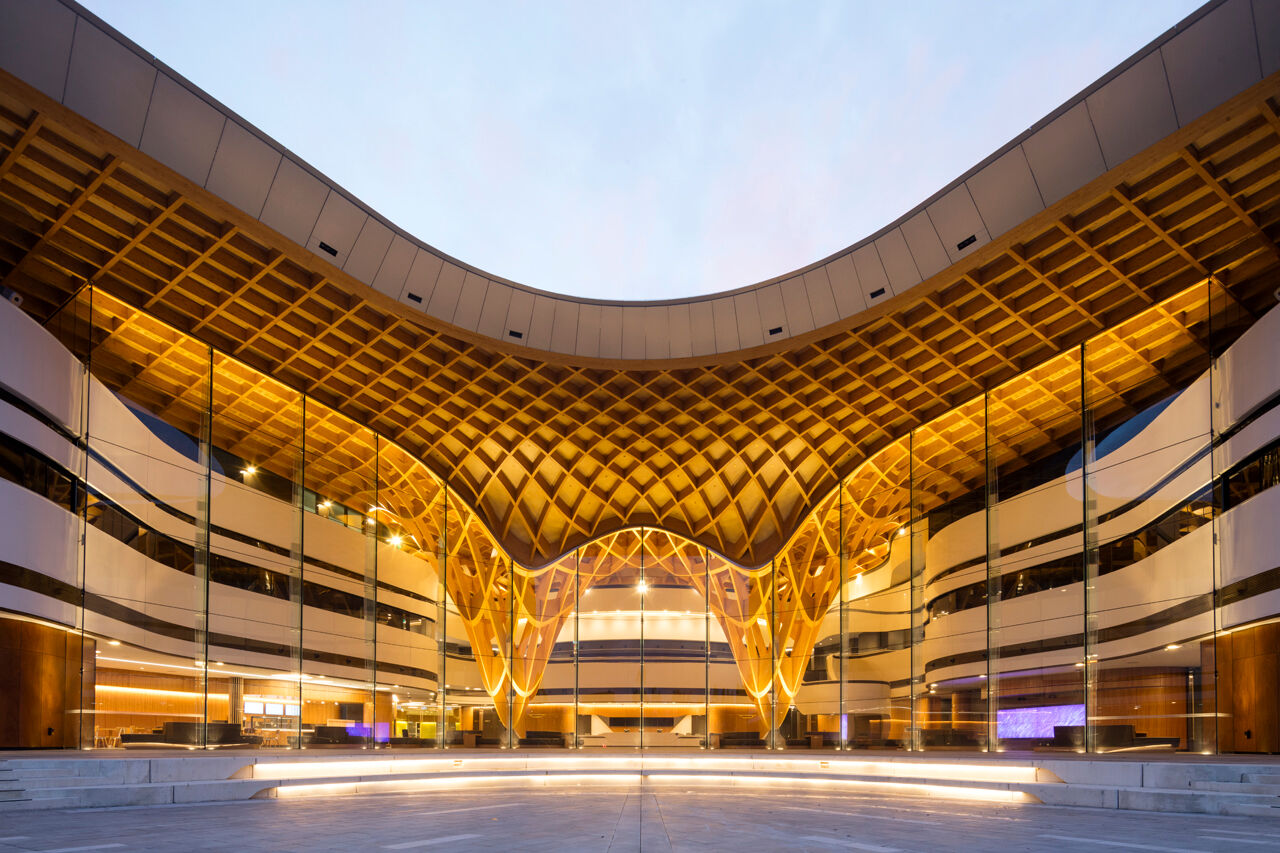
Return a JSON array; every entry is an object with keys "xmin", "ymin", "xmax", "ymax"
[{"xmin": 2, "ymin": 68, "xmax": 1280, "ymax": 567}]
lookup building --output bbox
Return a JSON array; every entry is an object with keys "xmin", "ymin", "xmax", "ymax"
[{"xmin": 0, "ymin": 0, "xmax": 1278, "ymax": 754}]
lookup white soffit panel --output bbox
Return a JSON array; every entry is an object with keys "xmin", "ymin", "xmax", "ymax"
[
  {"xmin": 205, "ymin": 121, "xmax": 281, "ymax": 219},
  {"xmin": 475, "ymin": 280, "xmax": 513, "ymax": 339},
  {"xmin": 576, "ymin": 303, "xmax": 602, "ymax": 357},
  {"xmin": 755, "ymin": 284, "xmax": 787, "ymax": 341},
  {"xmin": 1022, "ymin": 102, "xmax": 1107, "ymax": 206},
  {"xmin": 688, "ymin": 300, "xmax": 716, "ymax": 356},
  {"xmin": 851, "ymin": 244, "xmax": 891, "ymax": 307},
  {"xmin": 825, "ymin": 253, "xmax": 864, "ymax": 317},
  {"xmin": 400, "ymin": 248, "xmax": 444, "ymax": 306},
  {"xmin": 139, "ymin": 74, "xmax": 225, "ymax": 186},
  {"xmin": 778, "ymin": 276, "xmax": 815, "ymax": 335},
  {"xmin": 1086, "ymin": 51, "xmax": 1178, "ymax": 169},
  {"xmin": 802, "ymin": 268, "xmax": 839, "ymax": 328},
  {"xmin": 1161, "ymin": 0, "xmax": 1260, "ymax": 126},
  {"xmin": 63, "ymin": 20, "xmax": 155, "ymax": 147},
  {"xmin": 644, "ymin": 306, "xmax": 670, "ymax": 359},
  {"xmin": 712, "ymin": 298, "xmax": 740, "ymax": 352},
  {"xmin": 667, "ymin": 303, "xmax": 693, "ymax": 358},
  {"xmin": 621, "ymin": 306, "xmax": 646, "ymax": 359},
  {"xmin": 900, "ymin": 210, "xmax": 951, "ymax": 280},
  {"xmin": 733, "ymin": 291, "xmax": 765, "ymax": 349},
  {"xmin": 550, "ymin": 299, "xmax": 579, "ymax": 354},
  {"xmin": 259, "ymin": 158, "xmax": 328, "ymax": 246},
  {"xmin": 527, "ymin": 295, "xmax": 557, "ymax": 350},
  {"xmin": 343, "ymin": 218, "xmax": 394, "ymax": 286},
  {"xmin": 0, "ymin": 1, "xmax": 76, "ymax": 101},
  {"xmin": 452, "ymin": 271, "xmax": 488, "ymax": 330},
  {"xmin": 873, "ymin": 228, "xmax": 922, "ymax": 294},
  {"xmin": 426, "ymin": 262, "xmax": 465, "ymax": 319},
  {"xmin": 598, "ymin": 305, "xmax": 623, "ymax": 358},
  {"xmin": 505, "ymin": 289, "xmax": 535, "ymax": 340},
  {"xmin": 1257, "ymin": 0, "xmax": 1280, "ymax": 76},
  {"xmin": 927, "ymin": 185, "xmax": 991, "ymax": 265},
  {"xmin": 965, "ymin": 147, "xmax": 1045, "ymax": 239},
  {"xmin": 372, "ymin": 235, "xmax": 416, "ymax": 300},
  {"xmin": 306, "ymin": 191, "xmax": 366, "ymax": 269}
]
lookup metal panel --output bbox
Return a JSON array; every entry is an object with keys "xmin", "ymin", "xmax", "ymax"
[
  {"xmin": 965, "ymin": 147, "xmax": 1044, "ymax": 239},
  {"xmin": 597, "ymin": 305, "xmax": 623, "ymax": 358},
  {"xmin": 802, "ymin": 268, "xmax": 839, "ymax": 328},
  {"xmin": 475, "ymin": 280, "xmax": 513, "ymax": 339},
  {"xmin": 643, "ymin": 306, "xmax": 670, "ymax": 359},
  {"xmin": 851, "ymin": 244, "xmax": 891, "ymax": 307},
  {"xmin": 371, "ymin": 235, "xmax": 417, "ymax": 300},
  {"xmin": 575, "ymin": 303, "xmax": 602, "ymax": 357},
  {"xmin": 306, "ymin": 191, "xmax": 366, "ymax": 269},
  {"xmin": 550, "ymin": 299, "xmax": 579, "ymax": 354},
  {"xmin": 426, "ymin": 262, "xmax": 465, "ymax": 320},
  {"xmin": 139, "ymin": 74, "xmax": 225, "ymax": 186},
  {"xmin": 824, "ymin": 254, "xmax": 864, "ymax": 318},
  {"xmin": 778, "ymin": 276, "xmax": 815, "ymax": 335},
  {"xmin": 900, "ymin": 210, "xmax": 951, "ymax": 280},
  {"xmin": 927, "ymin": 185, "xmax": 991, "ymax": 265},
  {"xmin": 667, "ymin": 303, "xmax": 693, "ymax": 358},
  {"xmin": 733, "ymin": 291, "xmax": 764, "ymax": 349},
  {"xmin": 1023, "ymin": 102, "xmax": 1107, "ymax": 206},
  {"xmin": 1161, "ymin": 0, "xmax": 1260, "ymax": 126},
  {"xmin": 63, "ymin": 20, "xmax": 155, "ymax": 146},
  {"xmin": 874, "ymin": 228, "xmax": 922, "ymax": 294},
  {"xmin": 205, "ymin": 121, "xmax": 281, "ymax": 219},
  {"xmin": 1257, "ymin": 0, "xmax": 1280, "ymax": 76},
  {"xmin": 505, "ymin": 289, "xmax": 535, "ymax": 341},
  {"xmin": 688, "ymin": 300, "xmax": 716, "ymax": 356},
  {"xmin": 451, "ymin": 271, "xmax": 488, "ymax": 331},
  {"xmin": 621, "ymin": 306, "xmax": 646, "ymax": 359},
  {"xmin": 755, "ymin": 284, "xmax": 788, "ymax": 341},
  {"xmin": 343, "ymin": 217, "xmax": 394, "ymax": 286},
  {"xmin": 711, "ymin": 298, "xmax": 740, "ymax": 352},
  {"xmin": 527, "ymin": 295, "xmax": 557, "ymax": 350},
  {"xmin": 1086, "ymin": 51, "xmax": 1178, "ymax": 169},
  {"xmin": 0, "ymin": 0, "xmax": 77, "ymax": 101},
  {"xmin": 400, "ymin": 248, "xmax": 444, "ymax": 305},
  {"xmin": 259, "ymin": 158, "xmax": 328, "ymax": 246}
]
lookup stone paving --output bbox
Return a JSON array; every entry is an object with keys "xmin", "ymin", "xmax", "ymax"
[{"xmin": 4, "ymin": 782, "xmax": 1280, "ymax": 852}]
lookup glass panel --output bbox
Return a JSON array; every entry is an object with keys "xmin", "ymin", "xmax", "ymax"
[
  {"xmin": 987, "ymin": 350, "xmax": 1084, "ymax": 752},
  {"xmin": 913, "ymin": 396, "xmax": 987, "ymax": 750},
  {"xmin": 516, "ymin": 550, "xmax": 577, "ymax": 749},
  {"xmin": 577, "ymin": 529, "xmax": 644, "ymax": 749},
  {"xmin": 207, "ymin": 352, "xmax": 303, "ymax": 750},
  {"xmin": 300, "ymin": 399, "xmax": 377, "ymax": 748},
  {"xmin": 705, "ymin": 551, "xmax": 770, "ymax": 749},
  {"xmin": 81, "ymin": 289, "xmax": 213, "ymax": 749},
  {"xmin": 643, "ymin": 531, "xmax": 709, "ymax": 749}
]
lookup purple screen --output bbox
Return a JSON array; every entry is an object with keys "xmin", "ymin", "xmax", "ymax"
[{"xmin": 996, "ymin": 704, "xmax": 1085, "ymax": 738}]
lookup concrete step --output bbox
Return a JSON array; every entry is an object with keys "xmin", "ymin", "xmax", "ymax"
[
  {"xmin": 1190, "ymin": 780, "xmax": 1280, "ymax": 795},
  {"xmin": 1244, "ymin": 773, "xmax": 1280, "ymax": 785}
]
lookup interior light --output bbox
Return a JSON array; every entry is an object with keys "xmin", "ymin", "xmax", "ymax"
[
  {"xmin": 388, "ymin": 534, "xmax": 403, "ymax": 547},
  {"xmin": 636, "ymin": 581, "xmax": 649, "ymax": 594},
  {"xmin": 319, "ymin": 501, "xmax": 331, "ymax": 510},
  {"xmin": 241, "ymin": 466, "xmax": 256, "ymax": 476},
  {"xmin": 1074, "ymin": 662, "xmax": 1085, "ymax": 668},
  {"xmin": 108, "ymin": 640, "xmax": 121, "ymax": 646},
  {"xmin": 1165, "ymin": 643, "xmax": 1181, "ymax": 650},
  {"xmin": 756, "ymin": 617, "xmax": 767, "ymax": 627}
]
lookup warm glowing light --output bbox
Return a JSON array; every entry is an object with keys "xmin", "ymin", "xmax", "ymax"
[
  {"xmin": 241, "ymin": 466, "xmax": 256, "ymax": 476},
  {"xmin": 1165, "ymin": 643, "xmax": 1182, "ymax": 650},
  {"xmin": 107, "ymin": 640, "xmax": 121, "ymax": 646},
  {"xmin": 636, "ymin": 581, "xmax": 649, "ymax": 594},
  {"xmin": 318, "ymin": 500, "xmax": 331, "ymax": 510},
  {"xmin": 1074, "ymin": 662, "xmax": 1085, "ymax": 668},
  {"xmin": 388, "ymin": 534, "xmax": 403, "ymax": 547}
]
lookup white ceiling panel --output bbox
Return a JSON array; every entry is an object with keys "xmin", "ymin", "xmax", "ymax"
[
  {"xmin": 900, "ymin": 210, "xmax": 951, "ymax": 280},
  {"xmin": 527, "ymin": 295, "xmax": 557, "ymax": 350},
  {"xmin": 688, "ymin": 301, "xmax": 716, "ymax": 356},
  {"xmin": 426, "ymin": 262, "xmax": 465, "ymax": 319},
  {"xmin": 204, "ymin": 121, "xmax": 281, "ymax": 218},
  {"xmin": 802, "ymin": 268, "xmax": 839, "ymax": 328},
  {"xmin": 824, "ymin": 254, "xmax": 864, "ymax": 317},
  {"xmin": 0, "ymin": 0, "xmax": 76, "ymax": 101},
  {"xmin": 475, "ymin": 281, "xmax": 513, "ymax": 339},
  {"xmin": 733, "ymin": 291, "xmax": 764, "ymax": 349},
  {"xmin": 621, "ymin": 306, "xmax": 646, "ymax": 359},
  {"xmin": 259, "ymin": 158, "xmax": 328, "ymax": 246},
  {"xmin": 712, "ymin": 298, "xmax": 740, "ymax": 352},
  {"xmin": 343, "ymin": 217, "xmax": 394, "ymax": 286},
  {"xmin": 1022, "ymin": 102, "xmax": 1107, "ymax": 206},
  {"xmin": 667, "ymin": 303, "xmax": 693, "ymax": 358},
  {"xmin": 874, "ymin": 228, "xmax": 922, "ymax": 294},
  {"xmin": 400, "ymin": 248, "xmax": 444, "ymax": 306},
  {"xmin": 371, "ymin": 235, "xmax": 416, "ymax": 299},
  {"xmin": 63, "ymin": 20, "xmax": 155, "ymax": 146},
  {"xmin": 966, "ymin": 147, "xmax": 1044, "ymax": 239},
  {"xmin": 550, "ymin": 299, "xmax": 579, "ymax": 354},
  {"xmin": 598, "ymin": 305, "xmax": 623, "ymax": 358},
  {"xmin": 452, "ymin": 271, "xmax": 488, "ymax": 330},
  {"xmin": 755, "ymin": 284, "xmax": 787, "ymax": 341},
  {"xmin": 644, "ymin": 306, "xmax": 670, "ymax": 359},
  {"xmin": 139, "ymin": 74, "xmax": 225, "ymax": 186},
  {"xmin": 1257, "ymin": 0, "xmax": 1280, "ymax": 76},
  {"xmin": 851, "ymin": 244, "xmax": 891, "ymax": 307},
  {"xmin": 505, "ymin": 289, "xmax": 535, "ymax": 342},
  {"xmin": 306, "ymin": 191, "xmax": 366, "ymax": 268},
  {"xmin": 1162, "ymin": 0, "xmax": 1260, "ymax": 126},
  {"xmin": 778, "ymin": 276, "xmax": 814, "ymax": 335},
  {"xmin": 575, "ymin": 303, "xmax": 602, "ymax": 357},
  {"xmin": 1086, "ymin": 51, "xmax": 1178, "ymax": 169},
  {"xmin": 928, "ymin": 185, "xmax": 991, "ymax": 265}
]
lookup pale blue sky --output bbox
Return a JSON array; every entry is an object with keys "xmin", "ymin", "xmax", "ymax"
[{"xmin": 82, "ymin": 1, "xmax": 1204, "ymax": 300}]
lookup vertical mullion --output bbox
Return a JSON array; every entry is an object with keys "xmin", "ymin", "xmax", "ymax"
[{"xmin": 984, "ymin": 391, "xmax": 999, "ymax": 752}]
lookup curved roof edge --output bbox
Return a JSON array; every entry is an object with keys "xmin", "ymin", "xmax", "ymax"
[{"xmin": 0, "ymin": 0, "xmax": 1271, "ymax": 359}]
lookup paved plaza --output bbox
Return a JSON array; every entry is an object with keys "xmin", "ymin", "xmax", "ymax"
[{"xmin": 4, "ymin": 783, "xmax": 1280, "ymax": 852}]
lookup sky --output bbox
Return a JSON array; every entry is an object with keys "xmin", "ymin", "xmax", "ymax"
[{"xmin": 81, "ymin": 0, "xmax": 1205, "ymax": 301}]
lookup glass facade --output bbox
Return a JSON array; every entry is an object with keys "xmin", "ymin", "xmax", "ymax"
[{"xmin": 2, "ymin": 282, "xmax": 1280, "ymax": 755}]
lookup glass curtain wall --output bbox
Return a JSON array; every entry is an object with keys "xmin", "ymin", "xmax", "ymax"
[{"xmin": 577, "ymin": 530, "xmax": 645, "ymax": 748}]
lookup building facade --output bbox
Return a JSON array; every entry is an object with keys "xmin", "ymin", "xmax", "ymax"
[{"xmin": 1, "ymin": 0, "xmax": 1279, "ymax": 753}]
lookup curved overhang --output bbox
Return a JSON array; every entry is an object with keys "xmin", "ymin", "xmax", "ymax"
[{"xmin": 0, "ymin": 0, "xmax": 1273, "ymax": 364}]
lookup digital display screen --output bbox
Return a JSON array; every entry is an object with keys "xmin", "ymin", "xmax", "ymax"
[
  {"xmin": 243, "ymin": 701, "xmax": 264, "ymax": 715},
  {"xmin": 264, "ymin": 702, "xmax": 284, "ymax": 716},
  {"xmin": 996, "ymin": 703, "xmax": 1085, "ymax": 738}
]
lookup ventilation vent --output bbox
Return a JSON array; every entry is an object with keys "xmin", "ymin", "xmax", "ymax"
[
  {"xmin": 406, "ymin": 292, "xmax": 422, "ymax": 304},
  {"xmin": 768, "ymin": 326, "xmax": 783, "ymax": 336},
  {"xmin": 956, "ymin": 234, "xmax": 977, "ymax": 251},
  {"xmin": 318, "ymin": 241, "xmax": 339, "ymax": 257},
  {"xmin": 508, "ymin": 329, "xmax": 524, "ymax": 340},
  {"xmin": 869, "ymin": 288, "xmax": 886, "ymax": 299}
]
